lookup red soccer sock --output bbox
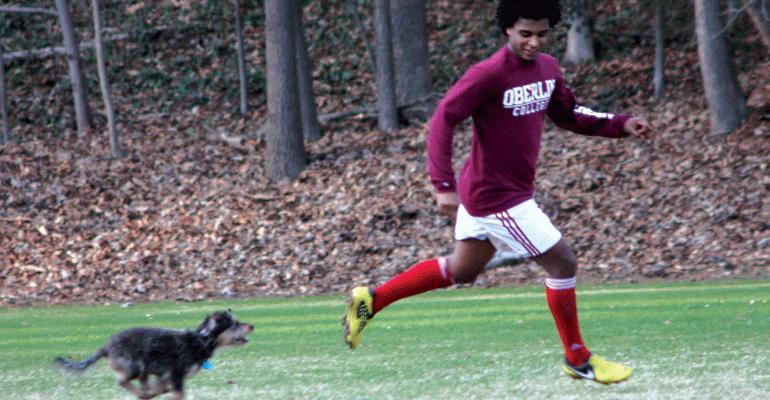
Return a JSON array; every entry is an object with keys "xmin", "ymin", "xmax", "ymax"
[
  {"xmin": 371, "ymin": 258, "xmax": 453, "ymax": 315},
  {"xmin": 546, "ymin": 277, "xmax": 591, "ymax": 366}
]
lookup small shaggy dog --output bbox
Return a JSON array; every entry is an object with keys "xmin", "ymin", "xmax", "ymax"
[{"xmin": 54, "ymin": 310, "xmax": 253, "ymax": 400}]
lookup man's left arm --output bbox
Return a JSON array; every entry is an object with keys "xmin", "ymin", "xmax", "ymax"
[
  {"xmin": 547, "ymin": 77, "xmax": 652, "ymax": 140},
  {"xmin": 622, "ymin": 116, "xmax": 654, "ymax": 140}
]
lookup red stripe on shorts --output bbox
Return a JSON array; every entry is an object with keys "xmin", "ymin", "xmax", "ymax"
[{"xmin": 496, "ymin": 210, "xmax": 540, "ymax": 257}]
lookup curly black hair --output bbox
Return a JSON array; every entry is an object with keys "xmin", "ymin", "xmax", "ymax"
[{"xmin": 495, "ymin": 0, "xmax": 562, "ymax": 35}]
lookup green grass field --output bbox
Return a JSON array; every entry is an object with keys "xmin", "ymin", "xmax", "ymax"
[{"xmin": 1, "ymin": 280, "xmax": 769, "ymax": 400}]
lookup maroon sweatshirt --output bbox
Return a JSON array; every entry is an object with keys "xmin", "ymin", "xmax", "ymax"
[{"xmin": 428, "ymin": 46, "xmax": 632, "ymax": 217}]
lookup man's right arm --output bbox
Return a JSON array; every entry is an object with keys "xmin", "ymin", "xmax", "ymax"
[
  {"xmin": 427, "ymin": 66, "xmax": 489, "ymax": 196},
  {"xmin": 435, "ymin": 191, "xmax": 460, "ymax": 220}
]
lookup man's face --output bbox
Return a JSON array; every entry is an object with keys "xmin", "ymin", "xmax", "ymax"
[{"xmin": 506, "ymin": 18, "xmax": 550, "ymax": 61}]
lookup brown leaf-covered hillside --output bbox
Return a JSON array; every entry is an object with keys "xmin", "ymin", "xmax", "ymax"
[{"xmin": 1, "ymin": 1, "xmax": 769, "ymax": 307}]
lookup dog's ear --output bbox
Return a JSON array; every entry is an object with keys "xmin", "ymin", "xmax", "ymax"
[{"xmin": 198, "ymin": 315, "xmax": 218, "ymax": 336}]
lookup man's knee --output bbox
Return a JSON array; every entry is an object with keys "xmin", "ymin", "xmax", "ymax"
[
  {"xmin": 447, "ymin": 257, "xmax": 486, "ymax": 284},
  {"xmin": 534, "ymin": 240, "xmax": 579, "ymax": 278},
  {"xmin": 450, "ymin": 267, "xmax": 482, "ymax": 284},
  {"xmin": 447, "ymin": 239, "xmax": 496, "ymax": 284},
  {"xmin": 558, "ymin": 257, "xmax": 578, "ymax": 277}
]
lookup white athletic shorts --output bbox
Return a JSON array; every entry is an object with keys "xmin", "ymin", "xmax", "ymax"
[{"xmin": 455, "ymin": 199, "xmax": 562, "ymax": 258}]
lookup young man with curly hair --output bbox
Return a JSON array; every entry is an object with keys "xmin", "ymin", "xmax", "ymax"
[{"xmin": 343, "ymin": 0, "xmax": 653, "ymax": 384}]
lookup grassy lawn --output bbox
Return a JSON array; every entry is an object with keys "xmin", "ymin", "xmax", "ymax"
[{"xmin": 1, "ymin": 280, "xmax": 769, "ymax": 399}]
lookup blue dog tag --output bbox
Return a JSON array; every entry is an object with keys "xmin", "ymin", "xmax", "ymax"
[{"xmin": 202, "ymin": 362, "xmax": 213, "ymax": 370}]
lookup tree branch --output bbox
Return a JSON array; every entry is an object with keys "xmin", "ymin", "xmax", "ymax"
[
  {"xmin": 594, "ymin": 30, "xmax": 653, "ymax": 40},
  {"xmin": 348, "ymin": 0, "xmax": 377, "ymax": 73},
  {"xmin": 0, "ymin": 6, "xmax": 59, "ymax": 16},
  {"xmin": 4, "ymin": 34, "xmax": 130, "ymax": 61},
  {"xmin": 3, "ymin": 24, "xmax": 204, "ymax": 62}
]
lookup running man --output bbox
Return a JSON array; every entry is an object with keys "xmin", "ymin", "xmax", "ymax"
[{"xmin": 343, "ymin": 0, "xmax": 653, "ymax": 385}]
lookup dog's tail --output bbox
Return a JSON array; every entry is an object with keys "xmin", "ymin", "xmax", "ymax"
[{"xmin": 54, "ymin": 347, "xmax": 108, "ymax": 375}]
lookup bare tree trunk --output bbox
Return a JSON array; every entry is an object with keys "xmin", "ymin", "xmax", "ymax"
[
  {"xmin": 653, "ymin": 2, "xmax": 666, "ymax": 101},
  {"xmin": 565, "ymin": 0, "xmax": 595, "ymax": 63},
  {"xmin": 54, "ymin": 0, "xmax": 91, "ymax": 135},
  {"xmin": 743, "ymin": 0, "xmax": 770, "ymax": 50},
  {"xmin": 235, "ymin": 0, "xmax": 248, "ymax": 115},
  {"xmin": 373, "ymin": 0, "xmax": 398, "ymax": 131},
  {"xmin": 390, "ymin": 0, "xmax": 431, "ymax": 113},
  {"xmin": 91, "ymin": 0, "xmax": 124, "ymax": 158},
  {"xmin": 0, "ymin": 51, "xmax": 9, "ymax": 145},
  {"xmin": 265, "ymin": 0, "xmax": 306, "ymax": 181},
  {"xmin": 695, "ymin": 0, "xmax": 748, "ymax": 136},
  {"xmin": 294, "ymin": 4, "xmax": 321, "ymax": 142}
]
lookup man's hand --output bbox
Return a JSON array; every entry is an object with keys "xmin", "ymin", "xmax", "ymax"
[
  {"xmin": 436, "ymin": 192, "xmax": 460, "ymax": 220},
  {"xmin": 623, "ymin": 117, "xmax": 653, "ymax": 140}
]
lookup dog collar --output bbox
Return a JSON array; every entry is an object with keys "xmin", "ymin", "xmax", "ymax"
[{"xmin": 198, "ymin": 336, "xmax": 212, "ymax": 370}]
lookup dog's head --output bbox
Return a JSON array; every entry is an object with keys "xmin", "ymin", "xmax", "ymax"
[{"xmin": 197, "ymin": 311, "xmax": 254, "ymax": 349}]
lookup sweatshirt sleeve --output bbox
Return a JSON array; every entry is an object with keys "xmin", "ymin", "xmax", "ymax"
[
  {"xmin": 428, "ymin": 67, "xmax": 491, "ymax": 193},
  {"xmin": 546, "ymin": 73, "xmax": 631, "ymax": 138}
]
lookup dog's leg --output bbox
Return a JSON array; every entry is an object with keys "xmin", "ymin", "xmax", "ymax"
[
  {"xmin": 118, "ymin": 378, "xmax": 147, "ymax": 399},
  {"xmin": 146, "ymin": 376, "xmax": 170, "ymax": 398},
  {"xmin": 139, "ymin": 375, "xmax": 151, "ymax": 395},
  {"xmin": 167, "ymin": 372, "xmax": 186, "ymax": 400},
  {"xmin": 137, "ymin": 375, "xmax": 167, "ymax": 400},
  {"xmin": 111, "ymin": 358, "xmax": 150, "ymax": 399}
]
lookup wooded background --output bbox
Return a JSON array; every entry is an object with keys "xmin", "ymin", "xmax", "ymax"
[{"xmin": 0, "ymin": 0, "xmax": 768, "ymax": 307}]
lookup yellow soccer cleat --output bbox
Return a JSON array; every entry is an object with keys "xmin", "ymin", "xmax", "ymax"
[
  {"xmin": 563, "ymin": 355, "xmax": 633, "ymax": 384},
  {"xmin": 342, "ymin": 287, "xmax": 374, "ymax": 350}
]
